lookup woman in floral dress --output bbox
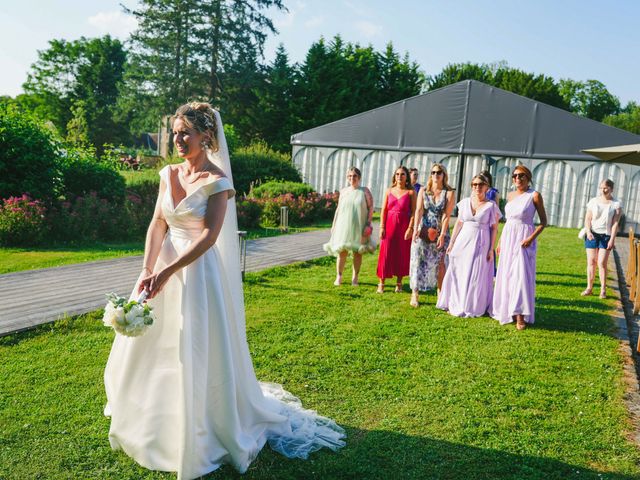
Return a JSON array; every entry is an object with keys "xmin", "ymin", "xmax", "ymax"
[{"xmin": 409, "ymin": 164, "xmax": 455, "ymax": 307}]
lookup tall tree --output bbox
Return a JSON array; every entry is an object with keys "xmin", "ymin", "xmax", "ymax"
[
  {"xmin": 253, "ymin": 44, "xmax": 298, "ymax": 151},
  {"xmin": 378, "ymin": 43, "xmax": 424, "ymax": 102},
  {"xmin": 427, "ymin": 62, "xmax": 569, "ymax": 110},
  {"xmin": 559, "ymin": 79, "xmax": 621, "ymax": 121},
  {"xmin": 123, "ymin": 0, "xmax": 203, "ymax": 126},
  {"xmin": 23, "ymin": 36, "xmax": 128, "ymax": 148},
  {"xmin": 427, "ymin": 62, "xmax": 493, "ymax": 90},
  {"xmin": 124, "ymin": 0, "xmax": 285, "ymax": 116},
  {"xmin": 603, "ymin": 101, "xmax": 640, "ymax": 134}
]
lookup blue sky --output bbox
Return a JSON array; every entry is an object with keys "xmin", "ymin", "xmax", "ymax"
[{"xmin": 1, "ymin": 0, "xmax": 638, "ymax": 104}]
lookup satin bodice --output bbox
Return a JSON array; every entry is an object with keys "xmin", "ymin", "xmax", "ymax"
[
  {"xmin": 458, "ymin": 198, "xmax": 500, "ymax": 226},
  {"xmin": 160, "ymin": 165, "xmax": 234, "ymax": 240},
  {"xmin": 505, "ymin": 189, "xmax": 536, "ymax": 225},
  {"xmin": 387, "ymin": 191, "xmax": 412, "ymax": 216}
]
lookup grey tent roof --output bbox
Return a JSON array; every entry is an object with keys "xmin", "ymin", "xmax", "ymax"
[{"xmin": 290, "ymin": 80, "xmax": 640, "ymax": 161}]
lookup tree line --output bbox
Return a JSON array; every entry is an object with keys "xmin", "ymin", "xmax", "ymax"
[{"xmin": 2, "ymin": 0, "xmax": 638, "ymax": 154}]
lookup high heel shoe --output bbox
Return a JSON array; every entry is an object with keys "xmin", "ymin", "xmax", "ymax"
[
  {"xmin": 394, "ymin": 283, "xmax": 402, "ymax": 293},
  {"xmin": 410, "ymin": 292, "xmax": 419, "ymax": 308},
  {"xmin": 599, "ymin": 289, "xmax": 606, "ymax": 299},
  {"xmin": 516, "ymin": 317, "xmax": 526, "ymax": 330},
  {"xmin": 580, "ymin": 288, "xmax": 592, "ymax": 296},
  {"xmin": 376, "ymin": 283, "xmax": 384, "ymax": 294}
]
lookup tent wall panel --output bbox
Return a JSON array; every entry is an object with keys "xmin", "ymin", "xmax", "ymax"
[
  {"xmin": 325, "ymin": 150, "xmax": 359, "ymax": 193},
  {"xmin": 626, "ymin": 171, "xmax": 640, "ymax": 233},
  {"xmin": 293, "ymin": 147, "xmax": 325, "ymax": 188},
  {"xmin": 361, "ymin": 150, "xmax": 400, "ymax": 209},
  {"xmin": 532, "ymin": 161, "xmax": 577, "ymax": 227},
  {"xmin": 293, "ymin": 144, "xmax": 640, "ymax": 230}
]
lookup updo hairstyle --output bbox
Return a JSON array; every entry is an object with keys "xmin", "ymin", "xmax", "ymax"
[{"xmin": 173, "ymin": 102, "xmax": 219, "ymax": 152}]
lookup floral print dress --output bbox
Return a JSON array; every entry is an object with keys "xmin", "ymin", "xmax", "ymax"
[{"xmin": 409, "ymin": 190, "xmax": 450, "ymax": 291}]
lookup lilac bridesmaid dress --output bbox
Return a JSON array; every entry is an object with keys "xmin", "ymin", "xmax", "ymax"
[
  {"xmin": 436, "ymin": 198, "xmax": 501, "ymax": 317},
  {"xmin": 492, "ymin": 189, "xmax": 537, "ymax": 325}
]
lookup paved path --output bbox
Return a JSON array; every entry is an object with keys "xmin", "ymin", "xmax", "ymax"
[{"xmin": 0, "ymin": 229, "xmax": 333, "ymax": 336}]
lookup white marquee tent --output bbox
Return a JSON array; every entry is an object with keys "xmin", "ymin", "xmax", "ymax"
[{"xmin": 290, "ymin": 80, "xmax": 640, "ymax": 230}]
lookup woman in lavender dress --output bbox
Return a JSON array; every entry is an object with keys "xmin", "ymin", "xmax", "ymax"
[
  {"xmin": 436, "ymin": 173, "xmax": 501, "ymax": 317},
  {"xmin": 409, "ymin": 164, "xmax": 455, "ymax": 307},
  {"xmin": 492, "ymin": 166, "xmax": 547, "ymax": 330}
]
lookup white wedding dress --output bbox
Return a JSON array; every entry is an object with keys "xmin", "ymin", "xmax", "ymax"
[{"xmin": 104, "ymin": 113, "xmax": 345, "ymax": 480}]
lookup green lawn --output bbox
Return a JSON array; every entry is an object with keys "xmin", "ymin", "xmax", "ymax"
[
  {"xmin": 1, "ymin": 228, "xmax": 638, "ymax": 479},
  {"xmin": 0, "ymin": 223, "xmax": 332, "ymax": 274},
  {"xmin": 0, "ymin": 243, "xmax": 145, "ymax": 274}
]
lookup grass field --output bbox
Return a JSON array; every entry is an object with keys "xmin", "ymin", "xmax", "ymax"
[
  {"xmin": 0, "ymin": 243, "xmax": 145, "ymax": 274},
  {"xmin": 0, "ymin": 223, "xmax": 332, "ymax": 274},
  {"xmin": 0, "ymin": 227, "xmax": 638, "ymax": 479}
]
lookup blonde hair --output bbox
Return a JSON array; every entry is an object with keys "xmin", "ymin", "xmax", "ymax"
[
  {"xmin": 173, "ymin": 102, "xmax": 219, "ymax": 152},
  {"xmin": 426, "ymin": 163, "xmax": 454, "ymax": 196},
  {"xmin": 471, "ymin": 172, "xmax": 490, "ymax": 187}
]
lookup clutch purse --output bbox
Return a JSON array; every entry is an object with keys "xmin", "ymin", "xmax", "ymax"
[
  {"xmin": 419, "ymin": 226, "xmax": 438, "ymax": 243},
  {"xmin": 578, "ymin": 227, "xmax": 586, "ymax": 239}
]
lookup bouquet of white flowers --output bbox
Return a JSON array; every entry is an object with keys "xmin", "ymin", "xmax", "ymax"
[{"xmin": 102, "ymin": 291, "xmax": 155, "ymax": 337}]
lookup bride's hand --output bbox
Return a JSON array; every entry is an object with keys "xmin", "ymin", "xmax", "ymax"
[{"xmin": 141, "ymin": 268, "xmax": 174, "ymax": 299}]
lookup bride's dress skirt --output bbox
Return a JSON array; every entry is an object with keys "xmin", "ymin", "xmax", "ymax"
[{"xmin": 104, "ymin": 174, "xmax": 344, "ymax": 480}]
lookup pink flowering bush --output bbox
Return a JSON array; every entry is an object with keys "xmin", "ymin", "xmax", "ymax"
[
  {"xmin": 0, "ymin": 195, "xmax": 48, "ymax": 246},
  {"xmin": 236, "ymin": 198, "xmax": 262, "ymax": 229},
  {"xmin": 260, "ymin": 191, "xmax": 339, "ymax": 227}
]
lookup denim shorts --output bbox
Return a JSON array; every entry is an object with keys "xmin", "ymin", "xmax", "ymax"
[{"xmin": 585, "ymin": 232, "xmax": 611, "ymax": 249}]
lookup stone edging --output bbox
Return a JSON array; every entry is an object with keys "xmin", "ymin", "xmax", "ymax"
[{"xmin": 612, "ymin": 248, "xmax": 640, "ymax": 445}]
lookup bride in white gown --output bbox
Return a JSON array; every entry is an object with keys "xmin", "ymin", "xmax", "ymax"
[{"xmin": 104, "ymin": 102, "xmax": 345, "ymax": 479}]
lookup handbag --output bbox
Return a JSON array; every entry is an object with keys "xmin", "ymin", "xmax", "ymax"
[
  {"xmin": 578, "ymin": 227, "xmax": 586, "ymax": 240},
  {"xmin": 419, "ymin": 226, "xmax": 439, "ymax": 243}
]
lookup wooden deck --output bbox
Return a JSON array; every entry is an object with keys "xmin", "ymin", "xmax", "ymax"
[{"xmin": 0, "ymin": 228, "xmax": 333, "ymax": 336}]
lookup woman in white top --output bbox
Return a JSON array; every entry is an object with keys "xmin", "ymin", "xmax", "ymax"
[{"xmin": 581, "ymin": 179, "xmax": 622, "ymax": 298}]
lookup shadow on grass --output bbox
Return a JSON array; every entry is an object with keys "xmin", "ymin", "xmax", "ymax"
[
  {"xmin": 537, "ymin": 271, "xmax": 586, "ymax": 280},
  {"xmin": 205, "ymin": 427, "xmax": 635, "ymax": 480}
]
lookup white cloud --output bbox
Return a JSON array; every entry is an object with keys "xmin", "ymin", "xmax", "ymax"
[
  {"xmin": 87, "ymin": 11, "xmax": 138, "ymax": 39},
  {"xmin": 304, "ymin": 16, "xmax": 325, "ymax": 28},
  {"xmin": 354, "ymin": 20, "xmax": 382, "ymax": 38}
]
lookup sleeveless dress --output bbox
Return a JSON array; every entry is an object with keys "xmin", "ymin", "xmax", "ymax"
[
  {"xmin": 436, "ymin": 198, "xmax": 501, "ymax": 317},
  {"xmin": 376, "ymin": 191, "xmax": 412, "ymax": 279},
  {"xmin": 409, "ymin": 190, "xmax": 450, "ymax": 291},
  {"xmin": 492, "ymin": 189, "xmax": 538, "ymax": 325},
  {"xmin": 323, "ymin": 187, "xmax": 375, "ymax": 256},
  {"xmin": 104, "ymin": 166, "xmax": 345, "ymax": 480}
]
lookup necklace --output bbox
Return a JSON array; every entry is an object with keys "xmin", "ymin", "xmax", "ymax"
[{"xmin": 179, "ymin": 166, "xmax": 208, "ymax": 184}]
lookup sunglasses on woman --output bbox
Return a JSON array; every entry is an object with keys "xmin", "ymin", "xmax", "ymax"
[
  {"xmin": 512, "ymin": 173, "xmax": 527, "ymax": 179},
  {"xmin": 471, "ymin": 182, "xmax": 486, "ymax": 188},
  {"xmin": 431, "ymin": 170, "xmax": 443, "ymax": 176}
]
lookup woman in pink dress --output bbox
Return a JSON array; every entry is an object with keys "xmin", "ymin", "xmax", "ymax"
[
  {"xmin": 376, "ymin": 166, "xmax": 416, "ymax": 293},
  {"xmin": 436, "ymin": 173, "xmax": 501, "ymax": 317},
  {"xmin": 492, "ymin": 166, "xmax": 547, "ymax": 330}
]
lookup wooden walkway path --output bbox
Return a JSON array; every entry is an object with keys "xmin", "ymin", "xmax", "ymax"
[{"xmin": 0, "ymin": 228, "xmax": 333, "ymax": 336}]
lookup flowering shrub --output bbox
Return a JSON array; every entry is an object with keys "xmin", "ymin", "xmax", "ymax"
[
  {"xmin": 0, "ymin": 195, "xmax": 48, "ymax": 246},
  {"xmin": 236, "ymin": 198, "xmax": 262, "ymax": 229},
  {"xmin": 251, "ymin": 181, "xmax": 315, "ymax": 199},
  {"xmin": 48, "ymin": 192, "xmax": 121, "ymax": 242},
  {"xmin": 260, "ymin": 192, "xmax": 339, "ymax": 227}
]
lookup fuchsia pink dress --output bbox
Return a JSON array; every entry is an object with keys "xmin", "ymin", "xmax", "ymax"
[
  {"xmin": 436, "ymin": 198, "xmax": 501, "ymax": 317},
  {"xmin": 377, "ymin": 191, "xmax": 412, "ymax": 279},
  {"xmin": 492, "ymin": 189, "xmax": 538, "ymax": 325}
]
